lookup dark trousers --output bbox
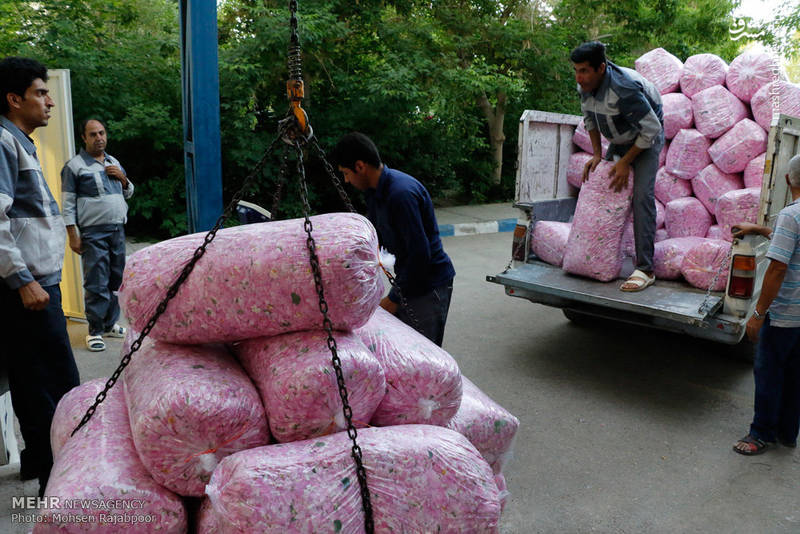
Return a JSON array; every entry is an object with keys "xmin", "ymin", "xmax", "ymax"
[
  {"xmin": 750, "ymin": 315, "xmax": 800, "ymax": 444},
  {"xmin": 0, "ymin": 283, "xmax": 80, "ymax": 493},
  {"xmin": 81, "ymin": 224, "xmax": 125, "ymax": 335},
  {"xmin": 395, "ymin": 282, "xmax": 453, "ymax": 347}
]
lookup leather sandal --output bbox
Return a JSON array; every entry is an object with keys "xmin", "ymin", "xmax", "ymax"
[{"xmin": 620, "ymin": 269, "xmax": 655, "ymax": 292}]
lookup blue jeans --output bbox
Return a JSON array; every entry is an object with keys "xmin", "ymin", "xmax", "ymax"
[
  {"xmin": 81, "ymin": 224, "xmax": 126, "ymax": 335},
  {"xmin": 395, "ymin": 282, "xmax": 453, "ymax": 347},
  {"xmin": 750, "ymin": 315, "xmax": 800, "ymax": 444}
]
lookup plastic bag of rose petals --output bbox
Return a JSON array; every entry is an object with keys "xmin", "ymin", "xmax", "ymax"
[
  {"xmin": 726, "ymin": 51, "xmax": 781, "ymax": 102},
  {"xmin": 124, "ymin": 338, "xmax": 271, "ymax": 497},
  {"xmin": 655, "ymin": 167, "xmax": 693, "ymax": 205},
  {"xmin": 706, "ymin": 225, "xmax": 725, "ymax": 240},
  {"xmin": 665, "ymin": 197, "xmax": 712, "ymax": 239},
  {"xmin": 691, "ymin": 85, "xmax": 748, "ymax": 139},
  {"xmin": 201, "ymin": 425, "xmax": 502, "ymax": 534},
  {"xmin": 680, "ymin": 53, "xmax": 728, "ymax": 98},
  {"xmin": 119, "ymin": 213, "xmax": 383, "ymax": 345},
  {"xmin": 715, "ymin": 188, "xmax": 761, "ymax": 242},
  {"xmin": 691, "ymin": 164, "xmax": 744, "ymax": 214},
  {"xmin": 744, "ymin": 153, "xmax": 767, "ymax": 189},
  {"xmin": 666, "ymin": 129, "xmax": 711, "ymax": 180},
  {"xmin": 531, "ymin": 221, "xmax": 572, "ymax": 266},
  {"xmin": 567, "ymin": 152, "xmax": 593, "ymax": 189},
  {"xmin": 662, "ymin": 93, "xmax": 693, "ymax": 139},
  {"xmin": 50, "ymin": 378, "xmax": 106, "ymax": 461},
  {"xmin": 37, "ymin": 382, "xmax": 187, "ymax": 533},
  {"xmin": 355, "ymin": 307, "xmax": 462, "ymax": 427},
  {"xmin": 634, "ymin": 47, "xmax": 683, "ymax": 94},
  {"xmin": 562, "ymin": 160, "xmax": 633, "ymax": 281},
  {"xmin": 573, "ymin": 119, "xmax": 610, "ymax": 155},
  {"xmin": 708, "ymin": 119, "xmax": 768, "ymax": 174},
  {"xmin": 653, "ymin": 237, "xmax": 707, "ymax": 280},
  {"xmin": 234, "ymin": 329, "xmax": 386, "ymax": 442},
  {"xmin": 750, "ymin": 81, "xmax": 800, "ymax": 131},
  {"xmin": 681, "ymin": 239, "xmax": 732, "ymax": 291}
]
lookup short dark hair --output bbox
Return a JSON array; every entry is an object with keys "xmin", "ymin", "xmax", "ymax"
[
  {"xmin": 570, "ymin": 42, "xmax": 607, "ymax": 70},
  {"xmin": 80, "ymin": 118, "xmax": 106, "ymax": 136},
  {"xmin": 0, "ymin": 57, "xmax": 48, "ymax": 115},
  {"xmin": 330, "ymin": 132, "xmax": 382, "ymax": 170}
]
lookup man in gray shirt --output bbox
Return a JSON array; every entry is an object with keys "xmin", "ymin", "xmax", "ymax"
[{"xmin": 61, "ymin": 119, "xmax": 133, "ymax": 351}]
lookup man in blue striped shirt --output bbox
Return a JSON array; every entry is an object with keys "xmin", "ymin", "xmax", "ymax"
[{"xmin": 732, "ymin": 154, "xmax": 800, "ymax": 455}]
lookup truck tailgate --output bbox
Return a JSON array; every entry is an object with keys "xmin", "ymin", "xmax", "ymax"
[{"xmin": 488, "ymin": 262, "xmax": 722, "ymax": 325}]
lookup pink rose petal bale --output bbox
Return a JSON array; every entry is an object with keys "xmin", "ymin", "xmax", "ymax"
[
  {"xmin": 124, "ymin": 338, "xmax": 270, "ymax": 497},
  {"xmin": 655, "ymin": 228, "xmax": 669, "ymax": 242},
  {"xmin": 446, "ymin": 376, "xmax": 520, "ymax": 475},
  {"xmin": 573, "ymin": 119, "xmax": 610, "ymax": 155},
  {"xmin": 662, "ymin": 93, "xmax": 694, "ymax": 139},
  {"xmin": 50, "ymin": 378, "xmax": 107, "ymax": 461},
  {"xmin": 665, "ymin": 197, "xmax": 712, "ymax": 238},
  {"xmin": 744, "ymin": 153, "xmax": 767, "ymax": 189},
  {"xmin": 234, "ymin": 330, "xmax": 386, "ymax": 442},
  {"xmin": 680, "ymin": 53, "xmax": 728, "ymax": 98},
  {"xmin": 36, "ymin": 383, "xmax": 187, "ymax": 533},
  {"xmin": 495, "ymin": 473, "xmax": 509, "ymax": 513},
  {"xmin": 567, "ymin": 152, "xmax": 593, "ymax": 189},
  {"xmin": 653, "ymin": 237, "xmax": 707, "ymax": 279},
  {"xmin": 635, "ymin": 47, "xmax": 684, "ymax": 94},
  {"xmin": 751, "ymin": 81, "xmax": 800, "ymax": 131},
  {"xmin": 726, "ymin": 51, "xmax": 780, "ymax": 102},
  {"xmin": 659, "ymin": 141, "xmax": 669, "ymax": 167},
  {"xmin": 119, "ymin": 213, "xmax": 383, "ymax": 344},
  {"xmin": 655, "ymin": 167, "xmax": 693, "ymax": 204},
  {"xmin": 666, "ymin": 129, "xmax": 711, "ymax": 180},
  {"xmin": 355, "ymin": 307, "xmax": 462, "ymax": 426},
  {"xmin": 691, "ymin": 85, "xmax": 748, "ymax": 139},
  {"xmin": 681, "ymin": 239, "xmax": 732, "ymax": 291},
  {"xmin": 691, "ymin": 164, "xmax": 744, "ymax": 214},
  {"xmin": 621, "ymin": 217, "xmax": 635, "ymax": 260},
  {"xmin": 708, "ymin": 119, "xmax": 768, "ymax": 174},
  {"xmin": 201, "ymin": 425, "xmax": 502, "ymax": 534},
  {"xmin": 562, "ymin": 161, "xmax": 633, "ymax": 281},
  {"xmin": 715, "ymin": 188, "xmax": 761, "ymax": 242},
  {"xmin": 531, "ymin": 221, "xmax": 572, "ymax": 267},
  {"xmin": 706, "ymin": 225, "xmax": 725, "ymax": 240}
]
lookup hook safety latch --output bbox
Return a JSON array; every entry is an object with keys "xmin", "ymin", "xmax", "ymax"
[{"xmin": 281, "ymin": 79, "xmax": 312, "ymax": 144}]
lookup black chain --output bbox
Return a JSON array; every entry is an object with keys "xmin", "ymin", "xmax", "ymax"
[{"xmin": 294, "ymin": 140, "xmax": 375, "ymax": 532}]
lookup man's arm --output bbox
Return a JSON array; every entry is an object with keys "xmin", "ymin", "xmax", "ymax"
[
  {"xmin": 61, "ymin": 163, "xmax": 82, "ymax": 254},
  {"xmin": 582, "ymin": 128, "xmax": 604, "ymax": 182},
  {"xmin": 746, "ymin": 259, "xmax": 787, "ymax": 341}
]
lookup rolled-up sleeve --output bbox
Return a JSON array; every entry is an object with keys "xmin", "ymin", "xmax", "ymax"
[{"xmin": 0, "ymin": 140, "xmax": 33, "ymax": 288}]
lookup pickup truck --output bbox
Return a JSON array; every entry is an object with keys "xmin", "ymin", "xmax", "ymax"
[{"xmin": 488, "ymin": 111, "xmax": 800, "ymax": 348}]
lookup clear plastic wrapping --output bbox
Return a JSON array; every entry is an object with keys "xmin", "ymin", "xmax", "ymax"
[
  {"xmin": 655, "ymin": 228, "xmax": 669, "ymax": 243},
  {"xmin": 119, "ymin": 213, "xmax": 383, "ymax": 344},
  {"xmin": 665, "ymin": 197, "xmax": 712, "ymax": 239},
  {"xmin": 201, "ymin": 425, "xmax": 502, "ymax": 533},
  {"xmin": 662, "ymin": 93, "xmax": 694, "ymax": 139},
  {"xmin": 233, "ymin": 329, "xmax": 386, "ymax": 442},
  {"xmin": 715, "ymin": 188, "xmax": 761, "ymax": 242},
  {"xmin": 691, "ymin": 85, "xmax": 748, "ymax": 139},
  {"xmin": 706, "ymin": 225, "xmax": 725, "ymax": 240},
  {"xmin": 680, "ymin": 53, "xmax": 728, "ymax": 98},
  {"xmin": 708, "ymin": 119, "xmax": 768, "ymax": 174},
  {"xmin": 446, "ymin": 376, "xmax": 520, "ymax": 475},
  {"xmin": 37, "ymin": 381, "xmax": 187, "ymax": 533},
  {"xmin": 531, "ymin": 221, "xmax": 572, "ymax": 267},
  {"xmin": 123, "ymin": 337, "xmax": 270, "ymax": 497},
  {"xmin": 653, "ymin": 237, "xmax": 707, "ymax": 280},
  {"xmin": 567, "ymin": 152, "xmax": 593, "ymax": 189},
  {"xmin": 665, "ymin": 129, "xmax": 711, "ymax": 180},
  {"xmin": 562, "ymin": 161, "xmax": 633, "ymax": 281},
  {"xmin": 355, "ymin": 307, "xmax": 462, "ymax": 426},
  {"xmin": 691, "ymin": 164, "xmax": 744, "ymax": 214},
  {"xmin": 50, "ymin": 377, "xmax": 106, "ymax": 461},
  {"xmin": 634, "ymin": 47, "xmax": 684, "ymax": 94},
  {"xmin": 655, "ymin": 166, "xmax": 693, "ymax": 205},
  {"xmin": 743, "ymin": 153, "xmax": 767, "ymax": 189},
  {"xmin": 726, "ymin": 51, "xmax": 780, "ymax": 102},
  {"xmin": 750, "ymin": 81, "xmax": 800, "ymax": 131},
  {"xmin": 681, "ymin": 239, "xmax": 732, "ymax": 291}
]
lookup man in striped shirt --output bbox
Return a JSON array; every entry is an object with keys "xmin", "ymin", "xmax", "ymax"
[{"xmin": 732, "ymin": 154, "xmax": 800, "ymax": 455}]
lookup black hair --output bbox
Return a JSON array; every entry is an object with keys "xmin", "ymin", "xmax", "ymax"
[
  {"xmin": 570, "ymin": 42, "xmax": 607, "ymax": 70},
  {"xmin": 0, "ymin": 57, "xmax": 48, "ymax": 115},
  {"xmin": 80, "ymin": 118, "xmax": 106, "ymax": 137},
  {"xmin": 330, "ymin": 132, "xmax": 382, "ymax": 170}
]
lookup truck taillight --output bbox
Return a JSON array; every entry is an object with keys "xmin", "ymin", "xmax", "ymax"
[
  {"xmin": 728, "ymin": 254, "xmax": 756, "ymax": 298},
  {"xmin": 511, "ymin": 223, "xmax": 528, "ymax": 262}
]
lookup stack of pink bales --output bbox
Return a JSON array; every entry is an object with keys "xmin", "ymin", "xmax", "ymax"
[
  {"xmin": 541, "ymin": 48, "xmax": 800, "ymax": 290},
  {"xmin": 38, "ymin": 213, "xmax": 518, "ymax": 533}
]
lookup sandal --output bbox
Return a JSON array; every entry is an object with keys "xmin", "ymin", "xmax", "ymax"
[
  {"xmin": 86, "ymin": 335, "xmax": 106, "ymax": 352},
  {"xmin": 620, "ymin": 269, "xmax": 655, "ymax": 292},
  {"xmin": 733, "ymin": 434, "xmax": 771, "ymax": 456},
  {"xmin": 104, "ymin": 324, "xmax": 126, "ymax": 338}
]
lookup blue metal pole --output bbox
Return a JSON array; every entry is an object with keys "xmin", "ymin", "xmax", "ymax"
[{"xmin": 179, "ymin": 0, "xmax": 223, "ymax": 233}]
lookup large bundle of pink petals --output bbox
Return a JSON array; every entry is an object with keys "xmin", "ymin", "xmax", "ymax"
[
  {"xmin": 234, "ymin": 329, "xmax": 386, "ymax": 442},
  {"xmin": 708, "ymin": 119, "xmax": 768, "ymax": 174},
  {"xmin": 655, "ymin": 167, "xmax": 693, "ymax": 205},
  {"xmin": 706, "ymin": 225, "xmax": 726, "ymax": 240},
  {"xmin": 680, "ymin": 54, "xmax": 728, "ymax": 98},
  {"xmin": 355, "ymin": 307, "xmax": 462, "ymax": 426},
  {"xmin": 691, "ymin": 164, "xmax": 744, "ymax": 214},
  {"xmin": 119, "ymin": 213, "xmax": 383, "ymax": 345},
  {"xmin": 50, "ymin": 378, "xmax": 106, "ymax": 461},
  {"xmin": 567, "ymin": 152, "xmax": 593, "ymax": 189},
  {"xmin": 726, "ymin": 52, "xmax": 779, "ymax": 102},
  {"xmin": 654, "ymin": 237, "xmax": 707, "ymax": 280},
  {"xmin": 201, "ymin": 425, "xmax": 502, "ymax": 533},
  {"xmin": 681, "ymin": 239, "xmax": 732, "ymax": 291},
  {"xmin": 691, "ymin": 85, "xmax": 748, "ymax": 138},
  {"xmin": 656, "ymin": 228, "xmax": 669, "ymax": 242},
  {"xmin": 447, "ymin": 377, "xmax": 520, "ymax": 475},
  {"xmin": 573, "ymin": 119, "xmax": 609, "ymax": 155},
  {"xmin": 744, "ymin": 153, "xmax": 767, "ymax": 189},
  {"xmin": 124, "ymin": 339, "xmax": 270, "ymax": 496},
  {"xmin": 37, "ymin": 383, "xmax": 187, "ymax": 533},
  {"xmin": 715, "ymin": 188, "xmax": 761, "ymax": 241},
  {"xmin": 666, "ymin": 129, "xmax": 711, "ymax": 180},
  {"xmin": 751, "ymin": 81, "xmax": 800, "ymax": 131},
  {"xmin": 635, "ymin": 47, "xmax": 683, "ymax": 94},
  {"xmin": 665, "ymin": 197, "xmax": 712, "ymax": 238},
  {"xmin": 562, "ymin": 161, "xmax": 633, "ymax": 281},
  {"xmin": 532, "ymin": 221, "xmax": 572, "ymax": 267},
  {"xmin": 662, "ymin": 93, "xmax": 694, "ymax": 139}
]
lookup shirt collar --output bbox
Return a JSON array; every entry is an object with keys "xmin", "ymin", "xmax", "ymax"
[
  {"xmin": 0, "ymin": 116, "xmax": 37, "ymax": 155},
  {"xmin": 374, "ymin": 165, "xmax": 391, "ymax": 199},
  {"xmin": 80, "ymin": 148, "xmax": 107, "ymax": 166},
  {"xmin": 591, "ymin": 61, "xmax": 614, "ymax": 99}
]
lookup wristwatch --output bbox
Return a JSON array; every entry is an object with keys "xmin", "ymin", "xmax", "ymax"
[{"xmin": 753, "ymin": 308, "xmax": 766, "ymax": 320}]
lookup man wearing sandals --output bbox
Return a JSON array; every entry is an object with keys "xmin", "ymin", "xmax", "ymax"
[
  {"xmin": 571, "ymin": 41, "xmax": 664, "ymax": 292},
  {"xmin": 732, "ymin": 154, "xmax": 800, "ymax": 456},
  {"xmin": 0, "ymin": 57, "xmax": 80, "ymax": 496},
  {"xmin": 61, "ymin": 118, "xmax": 132, "ymax": 351}
]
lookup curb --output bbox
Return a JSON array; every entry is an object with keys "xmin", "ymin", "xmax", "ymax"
[{"xmin": 439, "ymin": 218, "xmax": 517, "ymax": 237}]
